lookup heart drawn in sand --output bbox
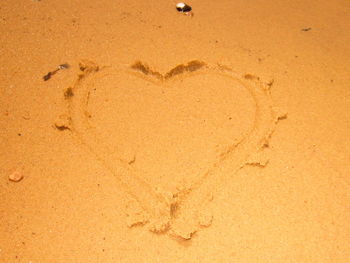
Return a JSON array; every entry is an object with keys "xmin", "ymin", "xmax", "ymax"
[{"xmin": 61, "ymin": 60, "xmax": 285, "ymax": 240}]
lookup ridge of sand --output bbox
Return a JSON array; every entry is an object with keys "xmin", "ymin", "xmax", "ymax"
[{"xmin": 57, "ymin": 60, "xmax": 286, "ymax": 239}]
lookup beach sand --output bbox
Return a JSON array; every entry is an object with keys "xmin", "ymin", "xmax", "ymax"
[{"xmin": 1, "ymin": 0, "xmax": 349, "ymax": 262}]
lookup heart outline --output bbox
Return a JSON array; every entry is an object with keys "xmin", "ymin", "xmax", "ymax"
[{"xmin": 63, "ymin": 60, "xmax": 284, "ymax": 239}]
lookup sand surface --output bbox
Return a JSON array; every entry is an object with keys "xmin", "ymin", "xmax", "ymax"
[{"xmin": 1, "ymin": 0, "xmax": 350, "ymax": 262}]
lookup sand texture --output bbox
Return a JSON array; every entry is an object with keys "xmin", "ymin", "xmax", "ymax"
[{"xmin": 1, "ymin": 0, "xmax": 350, "ymax": 262}]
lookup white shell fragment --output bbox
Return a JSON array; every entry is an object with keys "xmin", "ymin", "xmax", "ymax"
[
  {"xmin": 176, "ymin": 3, "xmax": 186, "ymax": 9},
  {"xmin": 176, "ymin": 2, "xmax": 192, "ymax": 13}
]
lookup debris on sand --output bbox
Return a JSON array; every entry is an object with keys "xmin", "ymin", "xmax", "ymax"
[
  {"xmin": 9, "ymin": 169, "xmax": 24, "ymax": 182},
  {"xmin": 176, "ymin": 3, "xmax": 193, "ymax": 16},
  {"xmin": 43, "ymin": 63, "xmax": 70, "ymax": 81},
  {"xmin": 301, "ymin": 27, "xmax": 312, "ymax": 32}
]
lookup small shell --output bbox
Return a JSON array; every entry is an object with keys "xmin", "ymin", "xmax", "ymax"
[
  {"xmin": 176, "ymin": 2, "xmax": 192, "ymax": 13},
  {"xmin": 9, "ymin": 169, "xmax": 23, "ymax": 182}
]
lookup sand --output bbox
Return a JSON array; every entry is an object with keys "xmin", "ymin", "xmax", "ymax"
[{"xmin": 1, "ymin": 0, "xmax": 350, "ymax": 262}]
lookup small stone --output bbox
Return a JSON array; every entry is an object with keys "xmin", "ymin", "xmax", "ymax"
[
  {"xmin": 176, "ymin": 2, "xmax": 192, "ymax": 12},
  {"xmin": 176, "ymin": 2, "xmax": 193, "ymax": 16},
  {"xmin": 9, "ymin": 169, "xmax": 23, "ymax": 182}
]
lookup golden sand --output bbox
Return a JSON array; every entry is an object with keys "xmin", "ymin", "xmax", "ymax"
[{"xmin": 1, "ymin": 0, "xmax": 349, "ymax": 262}]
